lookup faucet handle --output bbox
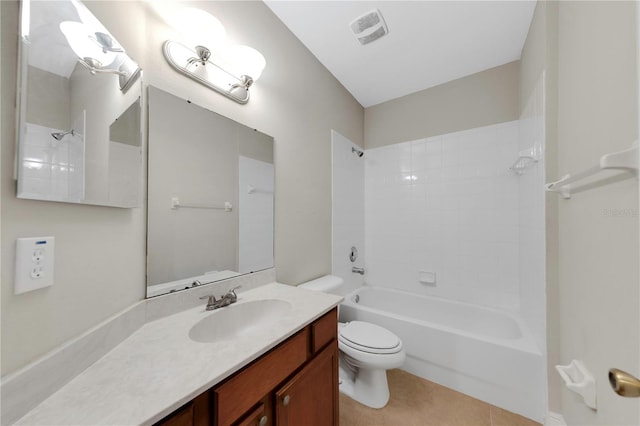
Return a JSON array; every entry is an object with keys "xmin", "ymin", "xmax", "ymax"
[
  {"xmin": 200, "ymin": 295, "xmax": 218, "ymax": 311},
  {"xmin": 227, "ymin": 285, "xmax": 241, "ymax": 301}
]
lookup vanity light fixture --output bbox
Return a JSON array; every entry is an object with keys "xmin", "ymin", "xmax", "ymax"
[
  {"xmin": 59, "ymin": 4, "xmax": 141, "ymax": 93},
  {"xmin": 162, "ymin": 8, "xmax": 266, "ymax": 104}
]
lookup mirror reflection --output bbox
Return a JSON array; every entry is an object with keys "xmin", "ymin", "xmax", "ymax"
[
  {"xmin": 147, "ymin": 86, "xmax": 274, "ymax": 297},
  {"xmin": 16, "ymin": 0, "xmax": 142, "ymax": 207}
]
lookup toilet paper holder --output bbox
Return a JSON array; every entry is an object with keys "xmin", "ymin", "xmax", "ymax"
[{"xmin": 556, "ymin": 360, "xmax": 597, "ymax": 409}]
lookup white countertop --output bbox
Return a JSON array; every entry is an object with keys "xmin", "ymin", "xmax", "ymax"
[{"xmin": 15, "ymin": 283, "xmax": 342, "ymax": 425}]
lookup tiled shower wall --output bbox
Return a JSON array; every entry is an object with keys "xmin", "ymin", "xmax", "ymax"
[
  {"xmin": 365, "ymin": 121, "xmax": 523, "ymax": 310},
  {"xmin": 518, "ymin": 74, "xmax": 546, "ymax": 351},
  {"xmin": 331, "ymin": 130, "xmax": 365, "ymax": 295},
  {"xmin": 19, "ymin": 121, "xmax": 85, "ymax": 202}
]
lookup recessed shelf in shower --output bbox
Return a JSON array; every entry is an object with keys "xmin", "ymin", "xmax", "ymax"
[{"xmin": 509, "ymin": 144, "xmax": 542, "ymax": 175}]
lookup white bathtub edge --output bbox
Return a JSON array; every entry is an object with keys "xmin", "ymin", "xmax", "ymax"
[
  {"xmin": 340, "ymin": 285, "xmax": 546, "ymax": 422},
  {"xmin": 545, "ymin": 411, "xmax": 567, "ymax": 426}
]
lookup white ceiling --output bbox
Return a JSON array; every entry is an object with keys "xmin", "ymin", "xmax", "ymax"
[{"xmin": 264, "ymin": 1, "xmax": 536, "ymax": 107}]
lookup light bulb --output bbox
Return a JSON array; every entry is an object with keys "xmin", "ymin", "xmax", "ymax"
[
  {"xmin": 170, "ymin": 7, "xmax": 226, "ymax": 49},
  {"xmin": 225, "ymin": 45, "xmax": 266, "ymax": 81}
]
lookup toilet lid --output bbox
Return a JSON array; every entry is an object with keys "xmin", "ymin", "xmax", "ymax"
[{"xmin": 339, "ymin": 321, "xmax": 401, "ymax": 354}]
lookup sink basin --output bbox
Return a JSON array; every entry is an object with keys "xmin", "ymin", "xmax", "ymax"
[{"xmin": 189, "ymin": 299, "xmax": 292, "ymax": 343}]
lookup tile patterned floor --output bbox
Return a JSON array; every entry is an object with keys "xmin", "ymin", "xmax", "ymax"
[{"xmin": 339, "ymin": 369, "xmax": 541, "ymax": 426}]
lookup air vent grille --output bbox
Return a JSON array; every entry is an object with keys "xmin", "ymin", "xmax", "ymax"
[{"xmin": 349, "ymin": 9, "xmax": 388, "ymax": 45}]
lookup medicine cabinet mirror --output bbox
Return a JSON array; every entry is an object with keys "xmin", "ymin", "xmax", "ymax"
[
  {"xmin": 16, "ymin": 0, "xmax": 143, "ymax": 207},
  {"xmin": 146, "ymin": 86, "xmax": 274, "ymax": 297}
]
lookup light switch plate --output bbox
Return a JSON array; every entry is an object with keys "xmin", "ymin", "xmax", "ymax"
[{"xmin": 15, "ymin": 237, "xmax": 55, "ymax": 294}]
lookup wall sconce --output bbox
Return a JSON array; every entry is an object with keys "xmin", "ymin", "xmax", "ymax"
[
  {"xmin": 59, "ymin": 0, "xmax": 141, "ymax": 92},
  {"xmin": 161, "ymin": 8, "xmax": 266, "ymax": 104}
]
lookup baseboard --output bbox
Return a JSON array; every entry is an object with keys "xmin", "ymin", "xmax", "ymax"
[{"xmin": 546, "ymin": 411, "xmax": 567, "ymax": 426}]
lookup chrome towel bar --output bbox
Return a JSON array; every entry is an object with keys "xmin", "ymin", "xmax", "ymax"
[{"xmin": 545, "ymin": 142, "xmax": 638, "ymax": 199}]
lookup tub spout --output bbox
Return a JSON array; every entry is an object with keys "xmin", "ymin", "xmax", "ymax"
[{"xmin": 352, "ymin": 267, "xmax": 365, "ymax": 275}]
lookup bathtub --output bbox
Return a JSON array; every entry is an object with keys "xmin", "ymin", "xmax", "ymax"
[{"xmin": 339, "ymin": 286, "xmax": 545, "ymax": 422}]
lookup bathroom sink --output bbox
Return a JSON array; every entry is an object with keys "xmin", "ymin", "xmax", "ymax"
[{"xmin": 189, "ymin": 299, "xmax": 292, "ymax": 343}]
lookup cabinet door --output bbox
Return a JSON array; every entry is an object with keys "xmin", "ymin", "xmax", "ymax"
[{"xmin": 275, "ymin": 341, "xmax": 338, "ymax": 426}]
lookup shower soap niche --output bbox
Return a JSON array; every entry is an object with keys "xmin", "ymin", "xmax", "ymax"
[
  {"xmin": 419, "ymin": 271, "xmax": 436, "ymax": 285},
  {"xmin": 556, "ymin": 360, "xmax": 597, "ymax": 409}
]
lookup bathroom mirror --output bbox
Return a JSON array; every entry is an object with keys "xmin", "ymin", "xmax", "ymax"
[
  {"xmin": 146, "ymin": 86, "xmax": 274, "ymax": 297},
  {"xmin": 16, "ymin": 0, "xmax": 143, "ymax": 207}
]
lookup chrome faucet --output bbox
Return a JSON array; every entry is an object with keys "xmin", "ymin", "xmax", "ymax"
[
  {"xmin": 352, "ymin": 267, "xmax": 365, "ymax": 275},
  {"xmin": 199, "ymin": 286, "xmax": 242, "ymax": 311}
]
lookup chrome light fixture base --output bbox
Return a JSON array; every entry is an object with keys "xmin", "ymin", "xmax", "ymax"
[
  {"xmin": 76, "ymin": 56, "xmax": 141, "ymax": 93},
  {"xmin": 163, "ymin": 40, "xmax": 253, "ymax": 104}
]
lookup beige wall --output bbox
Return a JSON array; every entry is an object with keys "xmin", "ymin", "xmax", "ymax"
[
  {"xmin": 26, "ymin": 66, "xmax": 71, "ymax": 130},
  {"xmin": 522, "ymin": 3, "xmax": 639, "ymax": 423},
  {"xmin": 554, "ymin": 2, "xmax": 638, "ymax": 424},
  {"xmin": 1, "ymin": 0, "xmax": 363, "ymax": 375},
  {"xmin": 364, "ymin": 61, "xmax": 520, "ymax": 149},
  {"xmin": 1, "ymin": 1, "xmax": 147, "ymax": 376}
]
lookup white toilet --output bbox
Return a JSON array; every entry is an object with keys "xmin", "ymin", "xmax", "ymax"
[{"xmin": 300, "ymin": 275, "xmax": 405, "ymax": 409}]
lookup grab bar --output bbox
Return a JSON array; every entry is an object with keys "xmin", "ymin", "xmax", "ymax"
[
  {"xmin": 545, "ymin": 142, "xmax": 638, "ymax": 199},
  {"xmin": 171, "ymin": 197, "xmax": 232, "ymax": 211},
  {"xmin": 247, "ymin": 184, "xmax": 274, "ymax": 195}
]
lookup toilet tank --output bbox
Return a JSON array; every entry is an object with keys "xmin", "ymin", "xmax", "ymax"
[{"xmin": 298, "ymin": 275, "xmax": 344, "ymax": 294}]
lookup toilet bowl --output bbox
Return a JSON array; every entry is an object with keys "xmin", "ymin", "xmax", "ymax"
[
  {"xmin": 299, "ymin": 275, "xmax": 406, "ymax": 409},
  {"xmin": 337, "ymin": 321, "xmax": 405, "ymax": 408}
]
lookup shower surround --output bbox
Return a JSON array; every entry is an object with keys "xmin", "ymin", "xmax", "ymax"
[
  {"xmin": 365, "ymin": 121, "xmax": 522, "ymax": 310},
  {"xmin": 331, "ymin": 78, "xmax": 546, "ymax": 420}
]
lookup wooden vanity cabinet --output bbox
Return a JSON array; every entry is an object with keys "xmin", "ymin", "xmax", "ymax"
[
  {"xmin": 275, "ymin": 343, "xmax": 339, "ymax": 426},
  {"xmin": 155, "ymin": 308, "xmax": 338, "ymax": 426},
  {"xmin": 155, "ymin": 393, "xmax": 210, "ymax": 426},
  {"xmin": 233, "ymin": 398, "xmax": 271, "ymax": 426}
]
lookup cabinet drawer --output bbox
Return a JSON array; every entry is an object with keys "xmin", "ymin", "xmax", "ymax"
[
  {"xmin": 311, "ymin": 309, "xmax": 337, "ymax": 353},
  {"xmin": 214, "ymin": 327, "xmax": 310, "ymax": 426}
]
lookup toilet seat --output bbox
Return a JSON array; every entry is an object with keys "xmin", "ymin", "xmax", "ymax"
[{"xmin": 338, "ymin": 321, "xmax": 402, "ymax": 354}]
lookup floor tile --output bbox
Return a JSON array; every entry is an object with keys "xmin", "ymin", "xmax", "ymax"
[
  {"xmin": 490, "ymin": 407, "xmax": 541, "ymax": 426},
  {"xmin": 339, "ymin": 369, "xmax": 540, "ymax": 426}
]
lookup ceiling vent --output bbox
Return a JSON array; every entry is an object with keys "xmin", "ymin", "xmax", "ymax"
[{"xmin": 349, "ymin": 9, "xmax": 388, "ymax": 45}]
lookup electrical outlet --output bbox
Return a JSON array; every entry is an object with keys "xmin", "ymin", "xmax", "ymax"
[{"xmin": 15, "ymin": 237, "xmax": 55, "ymax": 294}]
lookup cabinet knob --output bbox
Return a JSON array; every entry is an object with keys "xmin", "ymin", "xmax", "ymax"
[
  {"xmin": 282, "ymin": 395, "xmax": 291, "ymax": 406},
  {"xmin": 258, "ymin": 415, "xmax": 268, "ymax": 426}
]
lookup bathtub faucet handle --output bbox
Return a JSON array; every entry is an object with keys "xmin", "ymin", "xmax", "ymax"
[{"xmin": 352, "ymin": 267, "xmax": 365, "ymax": 275}]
